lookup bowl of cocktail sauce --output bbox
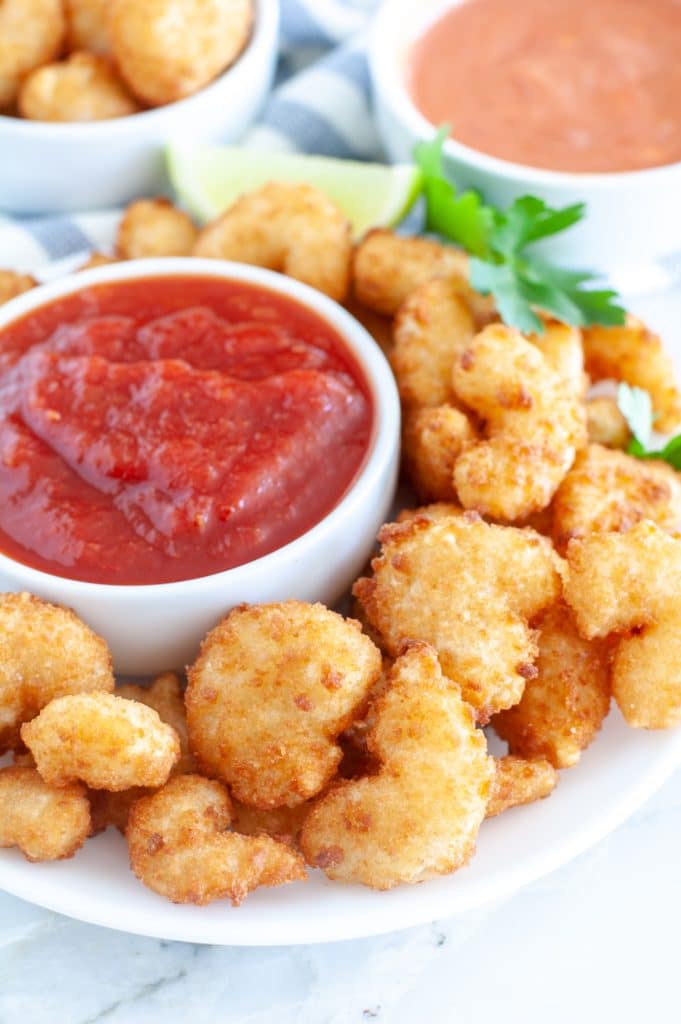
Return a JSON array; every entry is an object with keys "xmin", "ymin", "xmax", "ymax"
[
  {"xmin": 0, "ymin": 259, "xmax": 400, "ymax": 675},
  {"xmin": 370, "ymin": 0, "xmax": 681, "ymax": 276}
]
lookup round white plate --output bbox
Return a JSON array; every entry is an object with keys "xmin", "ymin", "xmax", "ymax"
[{"xmin": 1, "ymin": 216, "xmax": 680, "ymax": 945}]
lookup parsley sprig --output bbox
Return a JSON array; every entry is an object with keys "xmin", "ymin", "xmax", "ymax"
[
  {"xmin": 617, "ymin": 383, "xmax": 681, "ymax": 469},
  {"xmin": 414, "ymin": 127, "xmax": 626, "ymax": 335}
]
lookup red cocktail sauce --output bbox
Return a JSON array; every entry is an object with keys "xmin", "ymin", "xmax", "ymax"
[{"xmin": 0, "ymin": 276, "xmax": 373, "ymax": 584}]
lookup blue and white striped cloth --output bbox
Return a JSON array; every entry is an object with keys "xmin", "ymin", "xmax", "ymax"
[{"xmin": 0, "ymin": 0, "xmax": 383, "ymax": 270}]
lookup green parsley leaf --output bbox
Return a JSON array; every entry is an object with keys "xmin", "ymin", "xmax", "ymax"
[
  {"xmin": 414, "ymin": 129, "xmax": 627, "ymax": 335},
  {"xmin": 616, "ymin": 383, "xmax": 681, "ymax": 469}
]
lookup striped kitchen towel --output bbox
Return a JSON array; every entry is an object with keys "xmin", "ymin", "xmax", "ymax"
[{"xmin": 0, "ymin": 0, "xmax": 383, "ymax": 267}]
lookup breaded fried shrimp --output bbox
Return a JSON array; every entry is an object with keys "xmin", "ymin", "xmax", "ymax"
[
  {"xmin": 391, "ymin": 278, "xmax": 475, "ymax": 407},
  {"xmin": 353, "ymin": 516, "xmax": 563, "ymax": 720},
  {"xmin": 552, "ymin": 444, "xmax": 681, "ymax": 552},
  {"xmin": 0, "ymin": 270, "xmax": 37, "ymax": 305},
  {"xmin": 585, "ymin": 396, "xmax": 631, "ymax": 450},
  {"xmin": 186, "ymin": 601, "xmax": 382, "ymax": 808},
  {"xmin": 564, "ymin": 522, "xmax": 681, "ymax": 728},
  {"xmin": 65, "ymin": 0, "xmax": 110, "ymax": 55},
  {"xmin": 583, "ymin": 315, "xmax": 681, "ymax": 433},
  {"xmin": 116, "ymin": 199, "xmax": 198, "ymax": 259},
  {"xmin": 396, "ymin": 502, "xmax": 464, "ymax": 524},
  {"xmin": 0, "ymin": 0, "xmax": 65, "ymax": 109},
  {"xmin": 402, "ymin": 405, "xmax": 475, "ymax": 502},
  {"xmin": 89, "ymin": 787, "xmax": 149, "ymax": 836},
  {"xmin": 19, "ymin": 53, "xmax": 140, "ymax": 121},
  {"xmin": 230, "ymin": 801, "xmax": 311, "ymax": 844},
  {"xmin": 127, "ymin": 774, "xmax": 306, "ymax": 905},
  {"xmin": 485, "ymin": 756, "xmax": 558, "ymax": 817},
  {"xmin": 0, "ymin": 592, "xmax": 114, "ymax": 754},
  {"xmin": 194, "ymin": 183, "xmax": 352, "ymax": 301},
  {"xmin": 494, "ymin": 603, "xmax": 611, "ymax": 767},
  {"xmin": 300, "ymin": 643, "xmax": 493, "ymax": 888},
  {"xmin": 118, "ymin": 673, "xmax": 195, "ymax": 774},
  {"xmin": 110, "ymin": 0, "xmax": 252, "ymax": 106},
  {"xmin": 451, "ymin": 324, "xmax": 587, "ymax": 521},
  {"xmin": 352, "ymin": 229, "xmax": 495, "ymax": 325},
  {"xmin": 527, "ymin": 319, "xmax": 586, "ymax": 396},
  {"xmin": 0, "ymin": 766, "xmax": 90, "ymax": 862},
  {"xmin": 22, "ymin": 693, "xmax": 180, "ymax": 790}
]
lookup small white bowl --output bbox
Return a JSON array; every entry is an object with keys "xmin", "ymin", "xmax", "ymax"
[
  {"xmin": 0, "ymin": 0, "xmax": 279, "ymax": 215},
  {"xmin": 0, "ymin": 258, "xmax": 400, "ymax": 675},
  {"xmin": 370, "ymin": 0, "xmax": 681, "ymax": 276}
]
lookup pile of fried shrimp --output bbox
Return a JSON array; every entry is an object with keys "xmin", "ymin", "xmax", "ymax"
[
  {"xmin": 0, "ymin": 0, "xmax": 252, "ymax": 121},
  {"xmin": 3, "ymin": 181, "xmax": 681, "ymax": 906}
]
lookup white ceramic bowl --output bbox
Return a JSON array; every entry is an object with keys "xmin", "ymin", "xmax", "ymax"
[
  {"xmin": 0, "ymin": 258, "xmax": 400, "ymax": 676},
  {"xmin": 0, "ymin": 0, "xmax": 279, "ymax": 215},
  {"xmin": 370, "ymin": 0, "xmax": 681, "ymax": 276}
]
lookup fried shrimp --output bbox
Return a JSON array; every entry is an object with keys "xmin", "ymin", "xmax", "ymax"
[
  {"xmin": 0, "ymin": 766, "xmax": 90, "ymax": 862},
  {"xmin": 116, "ymin": 199, "xmax": 198, "ymax": 259},
  {"xmin": 0, "ymin": 270, "xmax": 37, "ymax": 305},
  {"xmin": 582, "ymin": 315, "xmax": 681, "ymax": 433},
  {"xmin": 353, "ymin": 515, "xmax": 563, "ymax": 721},
  {"xmin": 65, "ymin": 0, "xmax": 110, "ymax": 55},
  {"xmin": 485, "ymin": 756, "xmax": 558, "ymax": 817},
  {"xmin": 396, "ymin": 501, "xmax": 464, "ymax": 524},
  {"xmin": 402, "ymin": 405, "xmax": 475, "ymax": 502},
  {"xmin": 551, "ymin": 444, "xmax": 681, "ymax": 552},
  {"xmin": 110, "ymin": 0, "xmax": 253, "ymax": 106},
  {"xmin": 352, "ymin": 229, "xmax": 495, "ymax": 325},
  {"xmin": 585, "ymin": 396, "xmax": 631, "ymax": 449},
  {"xmin": 300, "ymin": 643, "xmax": 493, "ymax": 889},
  {"xmin": 19, "ymin": 53, "xmax": 140, "ymax": 121},
  {"xmin": 564, "ymin": 522, "xmax": 681, "ymax": 728},
  {"xmin": 194, "ymin": 183, "xmax": 352, "ymax": 301},
  {"xmin": 186, "ymin": 601, "xmax": 382, "ymax": 809},
  {"xmin": 494, "ymin": 603, "xmax": 611, "ymax": 768},
  {"xmin": 230, "ymin": 801, "xmax": 312, "ymax": 844},
  {"xmin": 527, "ymin": 319, "xmax": 586, "ymax": 396},
  {"xmin": 127, "ymin": 774, "xmax": 306, "ymax": 905},
  {"xmin": 391, "ymin": 277, "xmax": 475, "ymax": 407},
  {"xmin": 22, "ymin": 693, "xmax": 180, "ymax": 790},
  {"xmin": 117, "ymin": 673, "xmax": 195, "ymax": 774},
  {"xmin": 0, "ymin": 592, "xmax": 114, "ymax": 755},
  {"xmin": 0, "ymin": 0, "xmax": 65, "ymax": 109},
  {"xmin": 451, "ymin": 324, "xmax": 587, "ymax": 521}
]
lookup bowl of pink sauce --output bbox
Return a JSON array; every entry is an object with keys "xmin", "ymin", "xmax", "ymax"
[{"xmin": 370, "ymin": 0, "xmax": 681, "ymax": 278}]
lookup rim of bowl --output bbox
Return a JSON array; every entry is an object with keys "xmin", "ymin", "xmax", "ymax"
[
  {"xmin": 0, "ymin": 257, "xmax": 400, "ymax": 599},
  {"xmin": 0, "ymin": 0, "xmax": 279, "ymax": 136},
  {"xmin": 371, "ymin": 0, "xmax": 681, "ymax": 189}
]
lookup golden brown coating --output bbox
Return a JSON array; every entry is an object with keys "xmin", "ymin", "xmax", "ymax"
[
  {"xmin": 0, "ymin": 592, "xmax": 114, "ymax": 754},
  {"xmin": 230, "ymin": 801, "xmax": 311, "ymax": 844},
  {"xmin": 402, "ymin": 405, "xmax": 475, "ymax": 502},
  {"xmin": 585, "ymin": 396, "xmax": 631, "ymax": 450},
  {"xmin": 194, "ymin": 183, "xmax": 352, "ymax": 301},
  {"xmin": 527, "ymin": 319, "xmax": 586, "ymax": 396},
  {"xmin": 353, "ymin": 515, "xmax": 564, "ymax": 721},
  {"xmin": 110, "ymin": 0, "xmax": 252, "ymax": 106},
  {"xmin": 89, "ymin": 787, "xmax": 149, "ymax": 836},
  {"xmin": 300, "ymin": 643, "xmax": 493, "ymax": 889},
  {"xmin": 0, "ymin": 0, "xmax": 65, "ymax": 109},
  {"xmin": 564, "ymin": 522, "xmax": 681, "ymax": 728},
  {"xmin": 485, "ymin": 756, "xmax": 558, "ymax": 818},
  {"xmin": 343, "ymin": 297, "xmax": 393, "ymax": 356},
  {"xmin": 352, "ymin": 229, "xmax": 495, "ymax": 325},
  {"xmin": 19, "ymin": 53, "xmax": 140, "ymax": 121},
  {"xmin": 0, "ymin": 270, "xmax": 37, "ymax": 305},
  {"xmin": 451, "ymin": 324, "xmax": 587, "ymax": 521},
  {"xmin": 127, "ymin": 774, "xmax": 306, "ymax": 905},
  {"xmin": 117, "ymin": 673, "xmax": 195, "ymax": 774},
  {"xmin": 78, "ymin": 251, "xmax": 118, "ymax": 270},
  {"xmin": 65, "ymin": 0, "xmax": 110, "ymax": 55},
  {"xmin": 116, "ymin": 199, "xmax": 198, "ymax": 259},
  {"xmin": 552, "ymin": 444, "xmax": 681, "ymax": 553},
  {"xmin": 494, "ymin": 603, "xmax": 611, "ymax": 768},
  {"xmin": 396, "ymin": 502, "xmax": 464, "ymax": 524},
  {"xmin": 391, "ymin": 278, "xmax": 475, "ymax": 408},
  {"xmin": 0, "ymin": 766, "xmax": 90, "ymax": 861},
  {"xmin": 22, "ymin": 693, "xmax": 180, "ymax": 790},
  {"xmin": 583, "ymin": 315, "xmax": 681, "ymax": 434},
  {"xmin": 186, "ymin": 601, "xmax": 383, "ymax": 809}
]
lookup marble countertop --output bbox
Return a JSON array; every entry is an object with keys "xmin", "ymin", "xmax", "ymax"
[{"xmin": 1, "ymin": 765, "xmax": 679, "ymax": 1024}]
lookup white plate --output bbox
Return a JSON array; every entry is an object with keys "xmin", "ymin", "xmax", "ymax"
[{"xmin": 1, "ymin": 216, "xmax": 681, "ymax": 945}]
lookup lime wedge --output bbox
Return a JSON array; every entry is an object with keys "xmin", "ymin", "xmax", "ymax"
[{"xmin": 166, "ymin": 144, "xmax": 422, "ymax": 237}]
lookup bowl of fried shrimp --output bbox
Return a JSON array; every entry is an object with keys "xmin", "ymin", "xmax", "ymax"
[{"xmin": 0, "ymin": 0, "xmax": 279, "ymax": 214}]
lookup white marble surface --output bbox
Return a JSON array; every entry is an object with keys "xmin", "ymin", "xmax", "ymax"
[{"xmin": 1, "ymin": 766, "xmax": 680, "ymax": 1023}]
